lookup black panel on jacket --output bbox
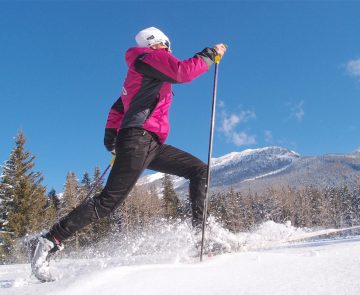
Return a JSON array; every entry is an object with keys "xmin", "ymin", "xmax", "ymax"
[
  {"xmin": 121, "ymin": 74, "xmax": 162, "ymax": 129},
  {"xmin": 111, "ymin": 97, "xmax": 124, "ymax": 113},
  {"xmin": 134, "ymin": 54, "xmax": 178, "ymax": 83}
]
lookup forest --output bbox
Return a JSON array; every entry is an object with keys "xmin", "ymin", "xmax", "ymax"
[{"xmin": 1, "ymin": 131, "xmax": 360, "ymax": 264}]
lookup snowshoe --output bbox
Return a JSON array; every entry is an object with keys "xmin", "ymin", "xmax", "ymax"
[{"xmin": 30, "ymin": 235, "xmax": 64, "ymax": 282}]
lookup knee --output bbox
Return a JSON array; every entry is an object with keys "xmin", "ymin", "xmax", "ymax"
[
  {"xmin": 93, "ymin": 194, "xmax": 115, "ymax": 218},
  {"xmin": 189, "ymin": 163, "xmax": 207, "ymax": 182}
]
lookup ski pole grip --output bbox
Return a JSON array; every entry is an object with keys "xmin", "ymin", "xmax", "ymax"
[
  {"xmin": 110, "ymin": 154, "xmax": 116, "ymax": 166},
  {"xmin": 214, "ymin": 44, "xmax": 228, "ymax": 64}
]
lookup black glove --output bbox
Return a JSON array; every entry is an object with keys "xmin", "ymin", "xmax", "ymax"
[
  {"xmin": 195, "ymin": 47, "xmax": 218, "ymax": 64},
  {"xmin": 104, "ymin": 128, "xmax": 117, "ymax": 153}
]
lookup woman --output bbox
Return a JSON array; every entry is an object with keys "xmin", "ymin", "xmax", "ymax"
[{"xmin": 31, "ymin": 27, "xmax": 227, "ymax": 282}]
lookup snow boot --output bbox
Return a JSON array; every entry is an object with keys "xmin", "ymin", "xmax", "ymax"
[{"xmin": 30, "ymin": 235, "xmax": 64, "ymax": 282}]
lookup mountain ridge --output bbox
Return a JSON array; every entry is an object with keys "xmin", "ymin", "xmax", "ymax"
[{"xmin": 137, "ymin": 146, "xmax": 360, "ymax": 196}]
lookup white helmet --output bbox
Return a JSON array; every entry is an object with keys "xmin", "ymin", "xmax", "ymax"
[{"xmin": 135, "ymin": 27, "xmax": 171, "ymax": 50}]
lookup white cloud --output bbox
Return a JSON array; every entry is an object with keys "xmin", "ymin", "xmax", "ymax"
[
  {"xmin": 264, "ymin": 130, "xmax": 273, "ymax": 143},
  {"xmin": 218, "ymin": 100, "xmax": 225, "ymax": 108},
  {"xmin": 239, "ymin": 110, "xmax": 257, "ymax": 122},
  {"xmin": 220, "ymin": 111, "xmax": 256, "ymax": 134},
  {"xmin": 287, "ymin": 100, "xmax": 305, "ymax": 122},
  {"xmin": 221, "ymin": 114, "xmax": 240, "ymax": 134},
  {"xmin": 346, "ymin": 58, "xmax": 360, "ymax": 78},
  {"xmin": 218, "ymin": 104, "xmax": 257, "ymax": 146},
  {"xmin": 232, "ymin": 131, "xmax": 257, "ymax": 146}
]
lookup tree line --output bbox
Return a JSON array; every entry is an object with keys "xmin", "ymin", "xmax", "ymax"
[
  {"xmin": 208, "ymin": 185, "xmax": 360, "ymax": 233},
  {"xmin": 1, "ymin": 131, "xmax": 360, "ymax": 264},
  {"xmin": 0, "ymin": 131, "xmax": 180, "ymax": 263}
]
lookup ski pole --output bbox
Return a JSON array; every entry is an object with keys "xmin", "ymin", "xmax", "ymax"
[
  {"xmin": 84, "ymin": 155, "xmax": 115, "ymax": 201},
  {"xmin": 200, "ymin": 46, "xmax": 227, "ymax": 262}
]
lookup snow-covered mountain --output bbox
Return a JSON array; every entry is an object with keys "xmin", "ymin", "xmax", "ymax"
[
  {"xmin": 210, "ymin": 146, "xmax": 300, "ymax": 189},
  {"xmin": 353, "ymin": 147, "xmax": 360, "ymax": 154},
  {"xmin": 137, "ymin": 146, "xmax": 360, "ymax": 196}
]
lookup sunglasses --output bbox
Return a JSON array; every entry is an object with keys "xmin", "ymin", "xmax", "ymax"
[{"xmin": 164, "ymin": 40, "xmax": 171, "ymax": 50}]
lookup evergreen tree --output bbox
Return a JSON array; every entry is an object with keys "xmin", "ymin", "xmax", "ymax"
[
  {"xmin": 327, "ymin": 187, "xmax": 342, "ymax": 227},
  {"xmin": 209, "ymin": 192, "xmax": 227, "ymax": 224},
  {"xmin": 0, "ymin": 131, "xmax": 51, "ymax": 263},
  {"xmin": 91, "ymin": 166, "xmax": 111, "ymax": 243},
  {"xmin": 339, "ymin": 186, "xmax": 354, "ymax": 227},
  {"xmin": 0, "ymin": 149, "xmax": 16, "ymax": 262},
  {"xmin": 147, "ymin": 184, "xmax": 163, "ymax": 220},
  {"xmin": 79, "ymin": 172, "xmax": 91, "ymax": 202},
  {"xmin": 73, "ymin": 171, "xmax": 94, "ymax": 248},
  {"xmin": 60, "ymin": 171, "xmax": 80, "ymax": 251},
  {"xmin": 92, "ymin": 166, "xmax": 104, "ymax": 195},
  {"xmin": 241, "ymin": 191, "xmax": 256, "ymax": 230},
  {"xmin": 60, "ymin": 172, "xmax": 79, "ymax": 216},
  {"xmin": 351, "ymin": 186, "xmax": 360, "ymax": 225},
  {"xmin": 48, "ymin": 188, "xmax": 61, "ymax": 221},
  {"xmin": 161, "ymin": 174, "xmax": 179, "ymax": 220}
]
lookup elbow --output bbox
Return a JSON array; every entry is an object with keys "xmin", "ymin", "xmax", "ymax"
[{"xmin": 175, "ymin": 76, "xmax": 193, "ymax": 83}]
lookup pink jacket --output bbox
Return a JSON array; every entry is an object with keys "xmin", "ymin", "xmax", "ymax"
[{"xmin": 106, "ymin": 46, "xmax": 213, "ymax": 143}]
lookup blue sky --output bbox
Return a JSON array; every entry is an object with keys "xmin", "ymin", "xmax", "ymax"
[{"xmin": 1, "ymin": 1, "xmax": 360, "ymax": 192}]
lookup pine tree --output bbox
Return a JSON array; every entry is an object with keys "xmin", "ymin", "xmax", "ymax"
[
  {"xmin": 147, "ymin": 184, "xmax": 163, "ymax": 220},
  {"xmin": 70, "ymin": 171, "xmax": 94, "ymax": 248},
  {"xmin": 60, "ymin": 172, "xmax": 79, "ymax": 216},
  {"xmin": 79, "ymin": 172, "xmax": 91, "ymax": 202},
  {"xmin": 209, "ymin": 192, "xmax": 227, "ymax": 224},
  {"xmin": 162, "ymin": 174, "xmax": 179, "ymax": 220},
  {"xmin": 92, "ymin": 167, "xmax": 104, "ymax": 196},
  {"xmin": 339, "ymin": 186, "xmax": 354, "ymax": 227},
  {"xmin": 242, "ymin": 191, "xmax": 256, "ymax": 230},
  {"xmin": 60, "ymin": 171, "xmax": 80, "ymax": 251},
  {"xmin": 0, "ymin": 131, "xmax": 51, "ymax": 263},
  {"xmin": 351, "ymin": 185, "xmax": 360, "ymax": 225},
  {"xmin": 48, "ymin": 188, "xmax": 61, "ymax": 221},
  {"xmin": 90, "ymin": 166, "xmax": 111, "ymax": 243}
]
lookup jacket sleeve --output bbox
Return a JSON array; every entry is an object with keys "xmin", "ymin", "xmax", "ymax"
[
  {"xmin": 105, "ymin": 97, "xmax": 124, "ymax": 130},
  {"xmin": 134, "ymin": 48, "xmax": 216, "ymax": 83},
  {"xmin": 104, "ymin": 97, "xmax": 124, "ymax": 151}
]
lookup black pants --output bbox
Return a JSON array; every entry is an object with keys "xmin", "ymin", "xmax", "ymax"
[{"xmin": 50, "ymin": 128, "xmax": 207, "ymax": 241}]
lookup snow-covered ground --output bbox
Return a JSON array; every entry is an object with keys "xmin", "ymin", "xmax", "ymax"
[{"xmin": 1, "ymin": 221, "xmax": 360, "ymax": 295}]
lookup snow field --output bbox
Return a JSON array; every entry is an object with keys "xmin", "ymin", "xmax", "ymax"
[{"xmin": 1, "ymin": 220, "xmax": 359, "ymax": 295}]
